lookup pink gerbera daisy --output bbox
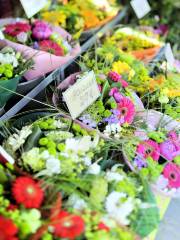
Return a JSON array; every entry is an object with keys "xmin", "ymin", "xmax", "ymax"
[
  {"xmin": 39, "ymin": 40, "xmax": 64, "ymax": 56},
  {"xmin": 163, "ymin": 163, "xmax": 180, "ymax": 188},
  {"xmin": 137, "ymin": 139, "xmax": 160, "ymax": 161},
  {"xmin": 4, "ymin": 22, "xmax": 31, "ymax": 37},
  {"xmin": 116, "ymin": 97, "xmax": 135, "ymax": 124}
]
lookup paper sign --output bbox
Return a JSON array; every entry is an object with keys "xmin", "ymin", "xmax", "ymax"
[
  {"xmin": 130, "ymin": 0, "xmax": 151, "ymax": 19},
  {"xmin": 63, "ymin": 71, "xmax": 100, "ymax": 119},
  {"xmin": 19, "ymin": 0, "xmax": 48, "ymax": 18},
  {"xmin": 0, "ymin": 146, "xmax": 14, "ymax": 164},
  {"xmin": 165, "ymin": 43, "xmax": 175, "ymax": 67},
  {"xmin": 0, "ymin": 30, "xmax": 4, "ymax": 40}
]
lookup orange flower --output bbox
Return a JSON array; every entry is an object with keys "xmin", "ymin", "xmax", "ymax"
[{"xmin": 149, "ymin": 75, "xmax": 165, "ymax": 91}]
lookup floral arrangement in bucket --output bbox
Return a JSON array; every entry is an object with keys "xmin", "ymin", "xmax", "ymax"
[
  {"xmin": 0, "ymin": 45, "xmax": 33, "ymax": 109},
  {"xmin": 53, "ymin": 69, "xmax": 144, "ymax": 138},
  {"xmin": 1, "ymin": 115, "xmax": 160, "ymax": 239},
  {"xmin": 123, "ymin": 110, "xmax": 180, "ymax": 198},
  {"xmin": 0, "ymin": 19, "xmax": 80, "ymax": 80},
  {"xmin": 104, "ymin": 26, "xmax": 164, "ymax": 63}
]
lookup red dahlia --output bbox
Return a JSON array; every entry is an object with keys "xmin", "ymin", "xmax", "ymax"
[
  {"xmin": 12, "ymin": 176, "xmax": 44, "ymax": 209},
  {"xmin": 0, "ymin": 215, "xmax": 18, "ymax": 240},
  {"xmin": 39, "ymin": 40, "xmax": 64, "ymax": 56},
  {"xmin": 51, "ymin": 211, "xmax": 85, "ymax": 239},
  {"xmin": 4, "ymin": 22, "xmax": 31, "ymax": 37}
]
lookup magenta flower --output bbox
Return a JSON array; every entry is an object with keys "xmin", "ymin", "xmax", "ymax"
[
  {"xmin": 98, "ymin": 84, "xmax": 102, "ymax": 92},
  {"xmin": 108, "ymin": 71, "xmax": 121, "ymax": 82},
  {"xmin": 109, "ymin": 87, "xmax": 119, "ymax": 96},
  {"xmin": 120, "ymin": 79, "xmax": 129, "ymax": 88},
  {"xmin": 137, "ymin": 139, "xmax": 160, "ymax": 161},
  {"xmin": 114, "ymin": 92, "xmax": 123, "ymax": 103},
  {"xmin": 116, "ymin": 97, "xmax": 135, "ymax": 124},
  {"xmin": 163, "ymin": 163, "xmax": 180, "ymax": 188},
  {"xmin": 32, "ymin": 21, "xmax": 52, "ymax": 40}
]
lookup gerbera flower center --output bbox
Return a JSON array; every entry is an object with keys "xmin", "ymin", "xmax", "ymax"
[
  {"xmin": 26, "ymin": 186, "xmax": 35, "ymax": 194},
  {"xmin": 170, "ymin": 173, "xmax": 176, "ymax": 180},
  {"xmin": 63, "ymin": 220, "xmax": 73, "ymax": 227},
  {"xmin": 120, "ymin": 107, "xmax": 127, "ymax": 116},
  {"xmin": 145, "ymin": 148, "xmax": 152, "ymax": 155}
]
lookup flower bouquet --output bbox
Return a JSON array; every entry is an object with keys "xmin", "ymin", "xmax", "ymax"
[
  {"xmin": 0, "ymin": 18, "xmax": 80, "ymax": 80},
  {"xmin": 53, "ymin": 70, "xmax": 144, "ymax": 138},
  {"xmin": 1, "ymin": 114, "xmax": 160, "ymax": 239},
  {"xmin": 0, "ymin": 45, "xmax": 33, "ymax": 109},
  {"xmin": 123, "ymin": 110, "xmax": 180, "ymax": 198},
  {"xmin": 41, "ymin": 0, "xmax": 119, "ymax": 41},
  {"xmin": 104, "ymin": 27, "xmax": 164, "ymax": 64}
]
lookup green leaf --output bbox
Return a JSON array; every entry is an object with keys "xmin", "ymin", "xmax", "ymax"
[
  {"xmin": 0, "ymin": 76, "xmax": 20, "ymax": 108},
  {"xmin": 131, "ymin": 178, "xmax": 160, "ymax": 237},
  {"xmin": 24, "ymin": 125, "xmax": 42, "ymax": 152},
  {"xmin": 100, "ymin": 81, "xmax": 110, "ymax": 100}
]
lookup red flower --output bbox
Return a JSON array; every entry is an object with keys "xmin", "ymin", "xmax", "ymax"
[
  {"xmin": 4, "ymin": 22, "xmax": 31, "ymax": 37},
  {"xmin": 98, "ymin": 222, "xmax": 110, "ymax": 232},
  {"xmin": 12, "ymin": 177, "xmax": 44, "ymax": 209},
  {"xmin": 51, "ymin": 211, "xmax": 85, "ymax": 239},
  {"xmin": 7, "ymin": 204, "xmax": 17, "ymax": 211},
  {"xmin": 39, "ymin": 40, "xmax": 64, "ymax": 56},
  {"xmin": 0, "ymin": 215, "xmax": 18, "ymax": 240}
]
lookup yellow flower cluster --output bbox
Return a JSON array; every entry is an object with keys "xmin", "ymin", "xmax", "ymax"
[
  {"xmin": 112, "ymin": 61, "xmax": 135, "ymax": 80},
  {"xmin": 41, "ymin": 11, "xmax": 67, "ymax": 27}
]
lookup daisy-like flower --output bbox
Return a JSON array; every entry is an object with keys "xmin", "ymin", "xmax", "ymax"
[
  {"xmin": 116, "ymin": 97, "xmax": 135, "ymax": 125},
  {"xmin": 12, "ymin": 177, "xmax": 44, "ymax": 209},
  {"xmin": 51, "ymin": 211, "xmax": 85, "ymax": 239},
  {"xmin": 0, "ymin": 215, "xmax": 18, "ymax": 240},
  {"xmin": 39, "ymin": 40, "xmax": 64, "ymax": 56},
  {"xmin": 136, "ymin": 139, "xmax": 160, "ymax": 161},
  {"xmin": 4, "ymin": 22, "xmax": 31, "ymax": 37},
  {"xmin": 163, "ymin": 163, "xmax": 180, "ymax": 188}
]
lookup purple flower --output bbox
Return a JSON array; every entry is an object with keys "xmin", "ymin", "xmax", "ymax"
[
  {"xmin": 134, "ymin": 156, "xmax": 147, "ymax": 169},
  {"xmin": 103, "ymin": 109, "xmax": 120, "ymax": 124},
  {"xmin": 32, "ymin": 21, "xmax": 52, "ymax": 40},
  {"xmin": 113, "ymin": 92, "xmax": 123, "ymax": 103},
  {"xmin": 154, "ymin": 24, "xmax": 168, "ymax": 36},
  {"xmin": 33, "ymin": 41, "xmax": 39, "ymax": 49},
  {"xmin": 109, "ymin": 87, "xmax": 118, "ymax": 97},
  {"xmin": 79, "ymin": 114, "xmax": 97, "ymax": 128}
]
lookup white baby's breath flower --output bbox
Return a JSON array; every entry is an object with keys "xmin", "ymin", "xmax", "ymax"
[
  {"xmin": 7, "ymin": 126, "xmax": 32, "ymax": 152},
  {"xmin": 87, "ymin": 163, "xmax": 101, "ymax": 175},
  {"xmin": 68, "ymin": 194, "xmax": 87, "ymax": 210},
  {"xmin": 105, "ymin": 191, "xmax": 134, "ymax": 225}
]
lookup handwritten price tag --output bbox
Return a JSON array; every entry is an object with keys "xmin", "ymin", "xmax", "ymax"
[
  {"xmin": 165, "ymin": 43, "xmax": 175, "ymax": 67},
  {"xmin": 0, "ymin": 146, "xmax": 14, "ymax": 164},
  {"xmin": 63, "ymin": 71, "xmax": 100, "ymax": 119},
  {"xmin": 130, "ymin": 0, "xmax": 151, "ymax": 19},
  {"xmin": 19, "ymin": 0, "xmax": 48, "ymax": 18}
]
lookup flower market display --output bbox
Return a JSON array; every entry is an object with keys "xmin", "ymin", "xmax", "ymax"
[
  {"xmin": 1, "ymin": 115, "xmax": 160, "ymax": 239},
  {"xmin": 0, "ymin": 0, "xmax": 180, "ymax": 239},
  {"xmin": 41, "ymin": 0, "xmax": 120, "ymax": 39}
]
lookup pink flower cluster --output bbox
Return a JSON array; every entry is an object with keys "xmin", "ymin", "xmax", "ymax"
[
  {"xmin": 32, "ymin": 20, "xmax": 52, "ymax": 40},
  {"xmin": 108, "ymin": 71, "xmax": 129, "ymax": 88}
]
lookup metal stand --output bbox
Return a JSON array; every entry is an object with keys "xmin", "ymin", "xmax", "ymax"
[{"xmin": 0, "ymin": 7, "xmax": 128, "ymax": 122}]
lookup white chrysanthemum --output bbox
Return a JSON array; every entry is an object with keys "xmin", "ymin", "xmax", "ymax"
[
  {"xmin": 87, "ymin": 163, "xmax": 101, "ymax": 175},
  {"xmin": 7, "ymin": 126, "xmax": 32, "ymax": 152},
  {"xmin": 106, "ymin": 171, "xmax": 124, "ymax": 182},
  {"xmin": 65, "ymin": 136, "xmax": 94, "ymax": 153},
  {"xmin": 68, "ymin": 194, "xmax": 87, "ymax": 210},
  {"xmin": 105, "ymin": 191, "xmax": 134, "ymax": 225},
  {"xmin": 0, "ymin": 52, "xmax": 18, "ymax": 67},
  {"xmin": 104, "ymin": 124, "xmax": 122, "ymax": 136}
]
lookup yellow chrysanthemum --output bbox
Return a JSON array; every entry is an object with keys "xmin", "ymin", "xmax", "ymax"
[
  {"xmin": 41, "ymin": 11, "xmax": 66, "ymax": 27},
  {"xmin": 112, "ymin": 61, "xmax": 135, "ymax": 80}
]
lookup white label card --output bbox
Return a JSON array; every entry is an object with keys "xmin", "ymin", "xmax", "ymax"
[
  {"xmin": 19, "ymin": 0, "xmax": 48, "ymax": 18},
  {"xmin": 63, "ymin": 71, "xmax": 100, "ymax": 119},
  {"xmin": 0, "ymin": 146, "xmax": 14, "ymax": 164},
  {"xmin": 165, "ymin": 43, "xmax": 175, "ymax": 67},
  {"xmin": 130, "ymin": 0, "xmax": 151, "ymax": 19}
]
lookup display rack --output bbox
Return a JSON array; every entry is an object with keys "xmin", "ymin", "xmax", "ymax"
[{"xmin": 0, "ymin": 7, "xmax": 128, "ymax": 122}]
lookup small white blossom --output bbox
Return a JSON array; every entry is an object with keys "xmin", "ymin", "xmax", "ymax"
[
  {"xmin": 65, "ymin": 136, "xmax": 94, "ymax": 153},
  {"xmin": 17, "ymin": 32, "xmax": 28, "ymax": 43},
  {"xmin": 68, "ymin": 194, "xmax": 87, "ymax": 210},
  {"xmin": 7, "ymin": 126, "xmax": 32, "ymax": 152},
  {"xmin": 105, "ymin": 191, "xmax": 134, "ymax": 225},
  {"xmin": 87, "ymin": 163, "xmax": 101, "ymax": 175},
  {"xmin": 156, "ymin": 175, "xmax": 169, "ymax": 190}
]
